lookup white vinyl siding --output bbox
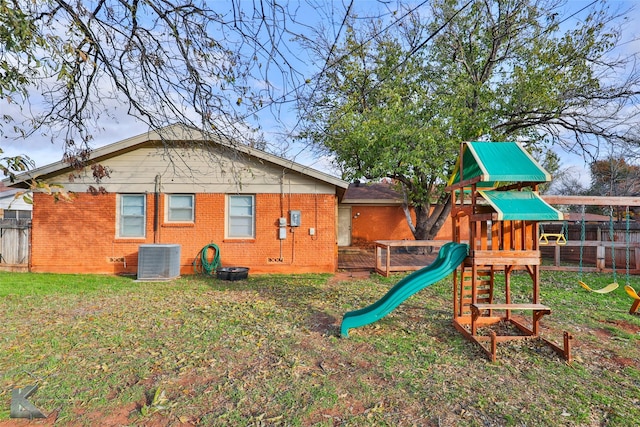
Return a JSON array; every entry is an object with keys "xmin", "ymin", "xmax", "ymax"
[
  {"xmin": 167, "ymin": 194, "xmax": 194, "ymax": 222},
  {"xmin": 45, "ymin": 145, "xmax": 342, "ymax": 194},
  {"xmin": 119, "ymin": 194, "xmax": 146, "ymax": 237},
  {"xmin": 227, "ymin": 195, "xmax": 255, "ymax": 238}
]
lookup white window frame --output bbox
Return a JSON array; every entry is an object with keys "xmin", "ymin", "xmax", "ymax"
[
  {"xmin": 227, "ymin": 194, "xmax": 255, "ymax": 238},
  {"xmin": 3, "ymin": 210, "xmax": 31, "ymax": 220},
  {"xmin": 166, "ymin": 194, "xmax": 195, "ymax": 223},
  {"xmin": 118, "ymin": 194, "xmax": 146, "ymax": 238}
]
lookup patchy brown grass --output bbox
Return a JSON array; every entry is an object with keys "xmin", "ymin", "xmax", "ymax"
[{"xmin": 0, "ymin": 270, "xmax": 639, "ymax": 426}]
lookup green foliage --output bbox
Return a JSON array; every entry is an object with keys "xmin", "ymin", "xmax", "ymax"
[
  {"xmin": 0, "ymin": 0, "xmax": 46, "ymax": 99},
  {"xmin": 301, "ymin": 0, "xmax": 636, "ymax": 239},
  {"xmin": 0, "ymin": 151, "xmax": 35, "ymax": 183}
]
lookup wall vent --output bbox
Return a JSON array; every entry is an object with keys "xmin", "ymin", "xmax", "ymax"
[{"xmin": 137, "ymin": 244, "xmax": 181, "ymax": 281}]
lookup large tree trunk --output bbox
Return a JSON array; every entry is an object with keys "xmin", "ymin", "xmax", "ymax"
[
  {"xmin": 413, "ymin": 194, "xmax": 452, "ymax": 240},
  {"xmin": 402, "ymin": 194, "xmax": 453, "ymax": 253}
]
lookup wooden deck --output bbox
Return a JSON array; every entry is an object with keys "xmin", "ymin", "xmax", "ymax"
[
  {"xmin": 338, "ymin": 247, "xmax": 438, "ymax": 272},
  {"xmin": 338, "ymin": 248, "xmax": 375, "ymax": 271}
]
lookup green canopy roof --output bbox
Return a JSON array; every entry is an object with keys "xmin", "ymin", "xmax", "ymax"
[
  {"xmin": 448, "ymin": 141, "xmax": 551, "ymax": 188},
  {"xmin": 479, "ymin": 190, "xmax": 564, "ymax": 221}
]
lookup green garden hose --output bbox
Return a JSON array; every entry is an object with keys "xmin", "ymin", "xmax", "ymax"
[{"xmin": 193, "ymin": 243, "xmax": 221, "ymax": 275}]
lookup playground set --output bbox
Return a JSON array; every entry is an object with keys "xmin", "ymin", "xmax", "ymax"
[
  {"xmin": 341, "ymin": 141, "xmax": 640, "ymax": 361},
  {"xmin": 539, "ymin": 195, "xmax": 640, "ymax": 312}
]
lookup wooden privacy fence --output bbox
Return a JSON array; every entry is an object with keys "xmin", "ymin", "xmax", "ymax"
[
  {"xmin": 0, "ymin": 219, "xmax": 30, "ymax": 272},
  {"xmin": 539, "ymin": 223, "xmax": 640, "ymax": 274}
]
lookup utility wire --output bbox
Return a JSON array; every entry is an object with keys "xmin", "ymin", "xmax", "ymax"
[{"xmin": 282, "ymin": 0, "xmax": 475, "ymax": 164}]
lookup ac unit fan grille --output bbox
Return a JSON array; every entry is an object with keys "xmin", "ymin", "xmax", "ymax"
[{"xmin": 137, "ymin": 244, "xmax": 181, "ymax": 280}]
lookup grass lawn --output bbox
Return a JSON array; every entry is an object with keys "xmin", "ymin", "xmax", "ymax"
[{"xmin": 0, "ymin": 270, "xmax": 639, "ymax": 426}]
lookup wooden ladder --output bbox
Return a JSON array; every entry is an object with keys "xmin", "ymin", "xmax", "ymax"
[{"xmin": 459, "ymin": 268, "xmax": 493, "ymax": 317}]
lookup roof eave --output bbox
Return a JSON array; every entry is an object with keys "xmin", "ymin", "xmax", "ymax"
[{"xmin": 3, "ymin": 125, "xmax": 348, "ymax": 190}]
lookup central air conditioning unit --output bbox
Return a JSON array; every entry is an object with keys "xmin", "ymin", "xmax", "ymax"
[{"xmin": 137, "ymin": 244, "xmax": 181, "ymax": 281}]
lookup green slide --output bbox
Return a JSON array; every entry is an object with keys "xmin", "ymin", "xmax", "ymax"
[{"xmin": 340, "ymin": 242, "xmax": 469, "ymax": 337}]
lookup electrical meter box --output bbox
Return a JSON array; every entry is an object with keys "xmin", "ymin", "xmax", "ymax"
[{"xmin": 289, "ymin": 210, "xmax": 301, "ymax": 227}]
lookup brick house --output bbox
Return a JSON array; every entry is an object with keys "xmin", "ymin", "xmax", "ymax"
[
  {"xmin": 6, "ymin": 126, "xmax": 348, "ymax": 275},
  {"xmin": 338, "ymin": 181, "xmax": 462, "ymax": 247}
]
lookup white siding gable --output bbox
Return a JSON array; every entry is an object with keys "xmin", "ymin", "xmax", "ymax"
[{"xmin": 46, "ymin": 145, "xmax": 337, "ymax": 194}]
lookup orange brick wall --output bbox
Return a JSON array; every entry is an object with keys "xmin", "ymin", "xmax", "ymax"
[
  {"xmin": 349, "ymin": 205, "xmax": 468, "ymax": 245},
  {"xmin": 31, "ymin": 192, "xmax": 338, "ymax": 275},
  {"xmin": 350, "ymin": 206, "xmax": 415, "ymax": 245}
]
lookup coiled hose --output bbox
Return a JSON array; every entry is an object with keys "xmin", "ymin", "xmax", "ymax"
[{"xmin": 193, "ymin": 243, "xmax": 221, "ymax": 275}]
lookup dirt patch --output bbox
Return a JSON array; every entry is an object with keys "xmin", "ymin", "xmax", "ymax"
[
  {"xmin": 593, "ymin": 327, "xmax": 613, "ymax": 340},
  {"xmin": 610, "ymin": 355, "xmax": 638, "ymax": 368},
  {"xmin": 0, "ymin": 419, "xmax": 55, "ymax": 427},
  {"xmin": 327, "ymin": 271, "xmax": 373, "ymax": 285},
  {"xmin": 308, "ymin": 310, "xmax": 337, "ymax": 333},
  {"xmin": 605, "ymin": 318, "xmax": 640, "ymax": 334}
]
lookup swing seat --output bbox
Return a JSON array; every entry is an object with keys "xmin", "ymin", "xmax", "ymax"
[
  {"xmin": 578, "ymin": 281, "xmax": 619, "ymax": 294},
  {"xmin": 539, "ymin": 233, "xmax": 567, "ymax": 245},
  {"xmin": 624, "ymin": 285, "xmax": 640, "ymax": 315}
]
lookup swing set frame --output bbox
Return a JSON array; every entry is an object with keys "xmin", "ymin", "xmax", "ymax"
[
  {"xmin": 540, "ymin": 196, "xmax": 640, "ymax": 307},
  {"xmin": 538, "ymin": 195, "xmax": 640, "ymax": 275}
]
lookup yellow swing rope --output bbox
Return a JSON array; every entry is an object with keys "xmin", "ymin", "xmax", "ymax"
[
  {"xmin": 578, "ymin": 206, "xmax": 619, "ymax": 294},
  {"xmin": 623, "ymin": 207, "xmax": 640, "ymax": 314}
]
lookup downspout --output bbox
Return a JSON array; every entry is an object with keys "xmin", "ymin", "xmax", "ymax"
[
  {"xmin": 289, "ymin": 175, "xmax": 294, "ymax": 264},
  {"xmin": 154, "ymin": 174, "xmax": 161, "ymax": 243},
  {"xmin": 280, "ymin": 170, "xmax": 285, "ymax": 260}
]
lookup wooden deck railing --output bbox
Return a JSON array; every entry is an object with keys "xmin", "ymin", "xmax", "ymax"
[
  {"xmin": 374, "ymin": 240, "xmax": 448, "ymax": 277},
  {"xmin": 373, "ymin": 238, "xmax": 640, "ymax": 277}
]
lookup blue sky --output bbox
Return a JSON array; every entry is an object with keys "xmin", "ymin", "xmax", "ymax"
[{"xmin": 2, "ymin": 0, "xmax": 639, "ymax": 183}]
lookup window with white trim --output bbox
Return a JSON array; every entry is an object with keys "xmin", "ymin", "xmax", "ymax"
[
  {"xmin": 3, "ymin": 210, "xmax": 31, "ymax": 220},
  {"xmin": 227, "ymin": 195, "xmax": 255, "ymax": 238},
  {"xmin": 167, "ymin": 194, "xmax": 194, "ymax": 222},
  {"xmin": 119, "ymin": 194, "xmax": 146, "ymax": 237}
]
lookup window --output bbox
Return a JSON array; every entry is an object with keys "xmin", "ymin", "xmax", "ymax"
[
  {"xmin": 167, "ymin": 194, "xmax": 194, "ymax": 222},
  {"xmin": 227, "ymin": 195, "xmax": 255, "ymax": 238},
  {"xmin": 3, "ymin": 210, "xmax": 31, "ymax": 220},
  {"xmin": 119, "ymin": 194, "xmax": 146, "ymax": 237}
]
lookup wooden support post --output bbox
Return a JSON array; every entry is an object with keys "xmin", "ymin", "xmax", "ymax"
[
  {"xmin": 453, "ymin": 267, "xmax": 459, "ymax": 320},
  {"xmin": 564, "ymin": 331, "xmax": 573, "ymax": 363},
  {"xmin": 532, "ymin": 307, "xmax": 551, "ymax": 335},
  {"xmin": 490, "ymin": 331, "xmax": 497, "ymax": 363},
  {"xmin": 533, "ymin": 264, "xmax": 540, "ymax": 304},
  {"xmin": 597, "ymin": 245, "xmax": 606, "ymax": 270},
  {"xmin": 385, "ymin": 244, "xmax": 391, "ymax": 277},
  {"xmin": 505, "ymin": 266, "xmax": 512, "ymax": 321}
]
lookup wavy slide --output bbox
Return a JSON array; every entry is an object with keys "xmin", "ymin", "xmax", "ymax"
[{"xmin": 340, "ymin": 242, "xmax": 469, "ymax": 338}]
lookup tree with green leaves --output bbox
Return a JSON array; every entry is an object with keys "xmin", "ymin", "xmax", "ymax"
[
  {"xmin": 299, "ymin": 0, "xmax": 640, "ymax": 240},
  {"xmin": 0, "ymin": 0, "xmax": 44, "ymax": 178}
]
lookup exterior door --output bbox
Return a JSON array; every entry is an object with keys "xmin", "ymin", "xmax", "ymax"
[{"xmin": 338, "ymin": 206, "xmax": 352, "ymax": 247}]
